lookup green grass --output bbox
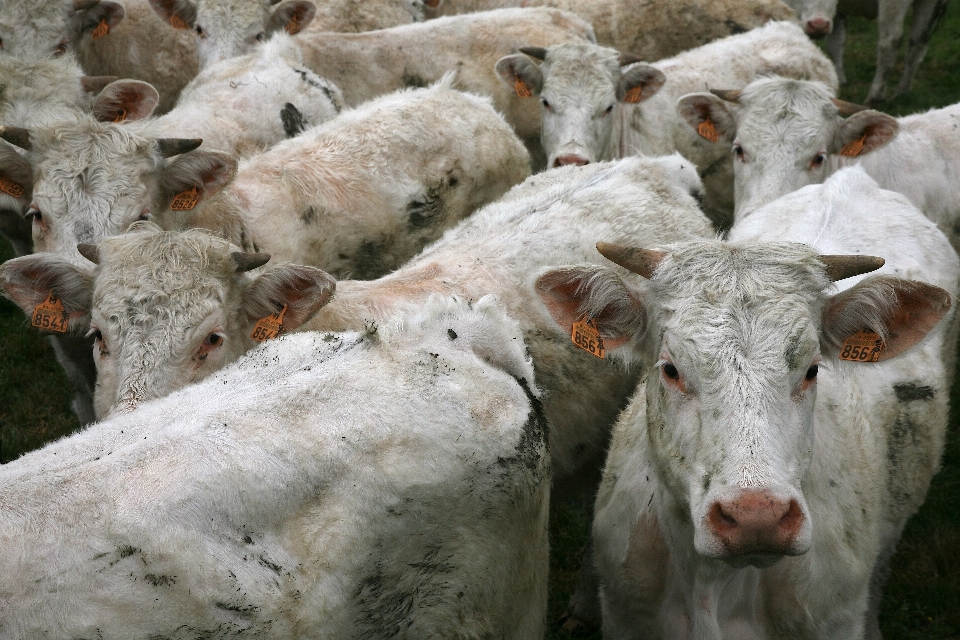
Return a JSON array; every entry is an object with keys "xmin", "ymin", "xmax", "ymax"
[{"xmin": 3, "ymin": 7, "xmax": 960, "ymax": 637}]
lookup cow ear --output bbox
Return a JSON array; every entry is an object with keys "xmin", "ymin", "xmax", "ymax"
[
  {"xmin": 677, "ymin": 92, "xmax": 735, "ymax": 143},
  {"xmin": 148, "ymin": 0, "xmax": 197, "ymax": 29},
  {"xmin": 243, "ymin": 264, "xmax": 336, "ymax": 332},
  {"xmin": 822, "ymin": 275, "xmax": 951, "ymax": 362},
  {"xmin": 160, "ymin": 150, "xmax": 237, "ymax": 212},
  {"xmin": 77, "ymin": 1, "xmax": 125, "ymax": 38},
  {"xmin": 618, "ymin": 64, "xmax": 665, "ymax": 104},
  {"xmin": 495, "ymin": 54, "xmax": 543, "ymax": 98},
  {"xmin": 0, "ymin": 253, "xmax": 94, "ymax": 332},
  {"xmin": 268, "ymin": 1, "xmax": 316, "ymax": 35},
  {"xmin": 535, "ymin": 265, "xmax": 647, "ymax": 351},
  {"xmin": 832, "ymin": 110, "xmax": 898, "ymax": 157},
  {"xmin": 92, "ymin": 80, "xmax": 160, "ymax": 122},
  {"xmin": 0, "ymin": 142, "xmax": 34, "ymax": 252}
]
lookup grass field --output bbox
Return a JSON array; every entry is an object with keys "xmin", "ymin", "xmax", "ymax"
[{"xmin": 2, "ymin": 6, "xmax": 960, "ymax": 638}]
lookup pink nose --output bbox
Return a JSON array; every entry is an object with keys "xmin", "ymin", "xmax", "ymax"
[
  {"xmin": 805, "ymin": 18, "xmax": 832, "ymax": 36},
  {"xmin": 707, "ymin": 490, "xmax": 804, "ymax": 556},
  {"xmin": 554, "ymin": 155, "xmax": 590, "ymax": 167}
]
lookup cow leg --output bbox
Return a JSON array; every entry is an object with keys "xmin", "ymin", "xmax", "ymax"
[
  {"xmin": 48, "ymin": 334, "xmax": 97, "ymax": 426},
  {"xmin": 865, "ymin": 0, "xmax": 912, "ymax": 104},
  {"xmin": 863, "ymin": 539, "xmax": 898, "ymax": 640},
  {"xmin": 826, "ymin": 15, "xmax": 848, "ymax": 86},
  {"xmin": 895, "ymin": 0, "xmax": 949, "ymax": 96},
  {"xmin": 558, "ymin": 535, "xmax": 603, "ymax": 636}
]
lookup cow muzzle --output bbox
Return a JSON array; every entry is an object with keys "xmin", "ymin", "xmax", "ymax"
[
  {"xmin": 553, "ymin": 154, "xmax": 590, "ymax": 168},
  {"xmin": 804, "ymin": 17, "xmax": 832, "ymax": 37},
  {"xmin": 702, "ymin": 488, "xmax": 810, "ymax": 564}
]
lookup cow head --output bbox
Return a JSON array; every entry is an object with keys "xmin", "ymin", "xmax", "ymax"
[
  {"xmin": 0, "ymin": 0, "xmax": 125, "ymax": 59},
  {"xmin": 149, "ymin": 0, "xmax": 315, "ymax": 68},
  {"xmin": 495, "ymin": 42, "xmax": 665, "ymax": 169},
  {"xmin": 536, "ymin": 240, "xmax": 950, "ymax": 565},
  {"xmin": 0, "ymin": 223, "xmax": 336, "ymax": 418},
  {"xmin": 677, "ymin": 77, "xmax": 898, "ymax": 220}
]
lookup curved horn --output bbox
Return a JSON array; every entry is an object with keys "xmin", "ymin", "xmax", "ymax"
[
  {"xmin": 819, "ymin": 255, "xmax": 885, "ymax": 281},
  {"xmin": 596, "ymin": 242, "xmax": 666, "ymax": 279},
  {"xmin": 710, "ymin": 89, "xmax": 742, "ymax": 104},
  {"xmin": 80, "ymin": 76, "xmax": 119, "ymax": 93},
  {"xmin": 155, "ymin": 138, "xmax": 202, "ymax": 158},
  {"xmin": 519, "ymin": 46, "xmax": 547, "ymax": 60},
  {"xmin": 73, "ymin": 0, "xmax": 100, "ymax": 9},
  {"xmin": 0, "ymin": 126, "xmax": 32, "ymax": 150},
  {"xmin": 231, "ymin": 251, "xmax": 271, "ymax": 272},
  {"xmin": 831, "ymin": 98, "xmax": 869, "ymax": 116},
  {"xmin": 77, "ymin": 243, "xmax": 100, "ymax": 264},
  {"xmin": 618, "ymin": 52, "xmax": 643, "ymax": 66}
]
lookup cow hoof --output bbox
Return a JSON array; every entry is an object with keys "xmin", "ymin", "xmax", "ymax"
[{"xmin": 557, "ymin": 611, "xmax": 599, "ymax": 637}]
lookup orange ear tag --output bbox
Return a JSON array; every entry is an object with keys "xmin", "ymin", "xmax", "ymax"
[
  {"xmin": 623, "ymin": 86, "xmax": 644, "ymax": 104},
  {"xmin": 91, "ymin": 19, "xmax": 109, "ymax": 39},
  {"xmin": 31, "ymin": 291, "xmax": 70, "ymax": 333},
  {"xmin": 840, "ymin": 134, "xmax": 866, "ymax": 157},
  {"xmin": 839, "ymin": 329, "xmax": 884, "ymax": 362},
  {"xmin": 571, "ymin": 317, "xmax": 605, "ymax": 359},
  {"xmin": 285, "ymin": 14, "xmax": 301, "ymax": 34},
  {"xmin": 514, "ymin": 79, "xmax": 532, "ymax": 98},
  {"xmin": 170, "ymin": 14, "xmax": 190, "ymax": 29},
  {"xmin": 250, "ymin": 305, "xmax": 288, "ymax": 342},
  {"xmin": 170, "ymin": 186, "xmax": 200, "ymax": 211},
  {"xmin": 113, "ymin": 109, "xmax": 127, "ymax": 123},
  {"xmin": 0, "ymin": 176, "xmax": 25, "ymax": 198},
  {"xmin": 697, "ymin": 118, "xmax": 718, "ymax": 142}
]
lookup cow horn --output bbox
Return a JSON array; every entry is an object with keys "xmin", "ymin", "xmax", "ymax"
[
  {"xmin": 819, "ymin": 255, "xmax": 885, "ymax": 281},
  {"xmin": 77, "ymin": 243, "xmax": 100, "ymax": 264},
  {"xmin": 831, "ymin": 98, "xmax": 869, "ymax": 116},
  {"xmin": 155, "ymin": 138, "xmax": 202, "ymax": 157},
  {"xmin": 231, "ymin": 251, "xmax": 271, "ymax": 272},
  {"xmin": 710, "ymin": 89, "xmax": 742, "ymax": 104},
  {"xmin": 519, "ymin": 46, "xmax": 547, "ymax": 60},
  {"xmin": 596, "ymin": 242, "xmax": 666, "ymax": 279},
  {"xmin": 73, "ymin": 0, "xmax": 100, "ymax": 9},
  {"xmin": 618, "ymin": 52, "xmax": 643, "ymax": 66},
  {"xmin": 0, "ymin": 126, "xmax": 32, "ymax": 150},
  {"xmin": 80, "ymin": 76, "xmax": 119, "ymax": 93}
]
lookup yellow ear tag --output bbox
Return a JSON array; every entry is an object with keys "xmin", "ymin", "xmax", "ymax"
[
  {"xmin": 840, "ymin": 134, "xmax": 866, "ymax": 157},
  {"xmin": 31, "ymin": 291, "xmax": 70, "ymax": 333},
  {"xmin": 0, "ymin": 176, "xmax": 25, "ymax": 198},
  {"xmin": 113, "ymin": 108, "xmax": 127, "ymax": 123},
  {"xmin": 170, "ymin": 14, "xmax": 190, "ymax": 29},
  {"xmin": 170, "ymin": 186, "xmax": 200, "ymax": 211},
  {"xmin": 91, "ymin": 19, "xmax": 109, "ymax": 39},
  {"xmin": 623, "ymin": 86, "xmax": 644, "ymax": 104},
  {"xmin": 514, "ymin": 79, "xmax": 532, "ymax": 98},
  {"xmin": 571, "ymin": 317, "xmax": 605, "ymax": 359},
  {"xmin": 697, "ymin": 118, "xmax": 718, "ymax": 142},
  {"xmin": 285, "ymin": 14, "xmax": 301, "ymax": 34},
  {"xmin": 839, "ymin": 329, "xmax": 884, "ymax": 362},
  {"xmin": 251, "ymin": 305, "xmax": 288, "ymax": 342}
]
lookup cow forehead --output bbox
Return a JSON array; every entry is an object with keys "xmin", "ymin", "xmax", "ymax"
[
  {"xmin": 0, "ymin": 2, "xmax": 67, "ymax": 55},
  {"xmin": 196, "ymin": 0, "xmax": 269, "ymax": 29},
  {"xmin": 33, "ymin": 121, "xmax": 157, "ymax": 182},
  {"xmin": 736, "ymin": 78, "xmax": 840, "ymax": 144},
  {"xmin": 542, "ymin": 44, "xmax": 621, "ymax": 91}
]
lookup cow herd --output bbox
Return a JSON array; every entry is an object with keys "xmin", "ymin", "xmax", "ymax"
[{"xmin": 0, "ymin": 0, "xmax": 955, "ymax": 638}]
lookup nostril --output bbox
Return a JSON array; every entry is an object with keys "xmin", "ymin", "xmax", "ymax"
[
  {"xmin": 708, "ymin": 502, "xmax": 738, "ymax": 532},
  {"xmin": 779, "ymin": 499, "xmax": 804, "ymax": 535}
]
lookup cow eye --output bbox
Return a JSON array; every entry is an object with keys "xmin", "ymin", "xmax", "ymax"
[
  {"xmin": 0, "ymin": 37, "xmax": 4, "ymax": 50},
  {"xmin": 256, "ymin": 32, "xmax": 266, "ymax": 42},
  {"xmin": 204, "ymin": 333, "xmax": 222, "ymax": 347},
  {"xmin": 603, "ymin": 104, "xmax": 614, "ymax": 115},
  {"xmin": 810, "ymin": 152, "xmax": 826, "ymax": 169},
  {"xmin": 662, "ymin": 362, "xmax": 679, "ymax": 380},
  {"xmin": 53, "ymin": 41, "xmax": 68, "ymax": 57},
  {"xmin": 194, "ymin": 25, "xmax": 204, "ymax": 36},
  {"xmin": 733, "ymin": 143, "xmax": 745, "ymax": 161},
  {"xmin": 805, "ymin": 364, "xmax": 818, "ymax": 381},
  {"xmin": 540, "ymin": 98, "xmax": 551, "ymax": 111}
]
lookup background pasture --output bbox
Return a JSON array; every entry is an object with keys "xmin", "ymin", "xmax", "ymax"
[{"xmin": 1, "ymin": 6, "xmax": 959, "ymax": 637}]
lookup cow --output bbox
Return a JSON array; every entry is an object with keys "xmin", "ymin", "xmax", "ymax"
[
  {"xmin": 0, "ymin": 223, "xmax": 337, "ymax": 419},
  {"xmin": 148, "ymin": 0, "xmax": 316, "ymax": 68},
  {"xmin": 0, "ymin": 295, "xmax": 550, "ymax": 639},
  {"xmin": 305, "ymin": 0, "xmax": 425, "ymax": 32},
  {"xmin": 423, "ymin": 0, "xmax": 796, "ymax": 62},
  {"xmin": 535, "ymin": 166, "xmax": 957, "ymax": 638},
  {"xmin": 495, "ymin": 21, "xmax": 837, "ymax": 229},
  {"xmin": 678, "ymin": 76, "xmax": 960, "ymax": 253},
  {"xmin": 0, "ymin": 0, "xmax": 198, "ymax": 113},
  {"xmin": 291, "ymin": 7, "xmax": 596, "ymax": 169},
  {"xmin": 144, "ymin": 33, "xmax": 344, "ymax": 157},
  {"xmin": 782, "ymin": 0, "xmax": 948, "ymax": 102}
]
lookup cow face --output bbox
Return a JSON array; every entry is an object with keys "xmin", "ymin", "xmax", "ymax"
[
  {"xmin": 0, "ymin": 0, "xmax": 125, "ymax": 59},
  {"xmin": 495, "ymin": 43, "xmax": 665, "ymax": 169},
  {"xmin": 149, "ymin": 0, "xmax": 315, "ymax": 68},
  {"xmin": 783, "ymin": 0, "xmax": 841, "ymax": 37},
  {"xmin": 536, "ymin": 241, "xmax": 950, "ymax": 565},
  {"xmin": 678, "ymin": 78, "xmax": 898, "ymax": 220}
]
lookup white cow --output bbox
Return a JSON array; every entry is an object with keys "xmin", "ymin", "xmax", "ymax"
[
  {"xmin": 678, "ymin": 77, "xmax": 960, "ymax": 252},
  {"xmin": 305, "ymin": 0, "xmax": 425, "ymax": 32},
  {"xmin": 292, "ymin": 7, "xmax": 596, "ymax": 169},
  {"xmin": 536, "ymin": 166, "xmax": 957, "ymax": 638},
  {"xmin": 782, "ymin": 0, "xmax": 947, "ymax": 101},
  {"xmin": 495, "ymin": 21, "xmax": 837, "ymax": 228},
  {"xmin": 423, "ymin": 0, "xmax": 796, "ymax": 61},
  {"xmin": 0, "ymin": 295, "xmax": 550, "ymax": 639},
  {"xmin": 0, "ymin": 223, "xmax": 336, "ymax": 419}
]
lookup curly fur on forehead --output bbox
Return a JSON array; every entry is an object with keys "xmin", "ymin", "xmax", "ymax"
[
  {"xmin": 31, "ymin": 114, "xmax": 158, "ymax": 165},
  {"xmin": 541, "ymin": 43, "xmax": 621, "ymax": 93},
  {"xmin": 739, "ymin": 77, "xmax": 838, "ymax": 117}
]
